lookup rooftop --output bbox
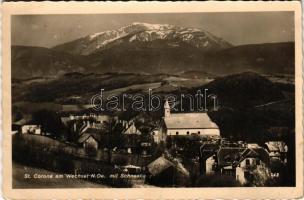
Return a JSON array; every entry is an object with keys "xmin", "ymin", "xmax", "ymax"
[{"xmin": 164, "ymin": 113, "xmax": 219, "ymax": 129}]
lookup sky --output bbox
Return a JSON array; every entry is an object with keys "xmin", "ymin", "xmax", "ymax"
[{"xmin": 11, "ymin": 12, "xmax": 294, "ymax": 48}]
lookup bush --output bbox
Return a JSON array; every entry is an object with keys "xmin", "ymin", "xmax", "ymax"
[{"xmin": 112, "ymin": 155, "xmax": 128, "ymax": 165}]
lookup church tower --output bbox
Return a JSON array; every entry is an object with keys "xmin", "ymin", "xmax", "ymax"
[{"xmin": 164, "ymin": 100, "xmax": 171, "ymax": 118}]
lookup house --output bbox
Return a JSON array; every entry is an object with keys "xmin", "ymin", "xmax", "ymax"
[
  {"xmin": 117, "ymin": 122, "xmax": 142, "ymax": 153},
  {"xmin": 21, "ymin": 125, "xmax": 42, "ymax": 135},
  {"xmin": 159, "ymin": 100, "xmax": 220, "ymax": 141},
  {"xmin": 151, "ymin": 128, "xmax": 161, "ymax": 144},
  {"xmin": 121, "ymin": 164, "xmax": 142, "ymax": 174},
  {"xmin": 205, "ymin": 155, "xmax": 216, "ymax": 174},
  {"xmin": 93, "ymin": 114, "xmax": 111, "ymax": 124},
  {"xmin": 199, "ymin": 142, "xmax": 219, "ymax": 174},
  {"xmin": 78, "ymin": 120, "xmax": 103, "ymax": 134},
  {"xmin": 147, "ymin": 156, "xmax": 190, "ymax": 186},
  {"xmin": 77, "ymin": 127, "xmax": 104, "ymax": 153},
  {"xmin": 217, "ymin": 146, "xmax": 245, "ymax": 177},
  {"xmin": 234, "ymin": 146, "xmax": 270, "ymax": 185},
  {"xmin": 61, "ymin": 113, "xmax": 111, "ymax": 128},
  {"xmin": 78, "ymin": 134, "xmax": 99, "ymax": 151},
  {"xmin": 264, "ymin": 141, "xmax": 288, "ymax": 164},
  {"xmin": 216, "ymin": 144, "xmax": 271, "ymax": 185},
  {"xmin": 123, "ymin": 122, "xmax": 141, "ymax": 135}
]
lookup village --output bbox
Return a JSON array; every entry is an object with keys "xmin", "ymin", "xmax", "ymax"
[{"xmin": 13, "ymin": 100, "xmax": 289, "ymax": 187}]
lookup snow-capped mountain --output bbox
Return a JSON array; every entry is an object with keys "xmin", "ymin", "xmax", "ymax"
[
  {"xmin": 53, "ymin": 22, "xmax": 232, "ymax": 55},
  {"xmin": 11, "ymin": 23, "xmax": 294, "ymax": 78}
]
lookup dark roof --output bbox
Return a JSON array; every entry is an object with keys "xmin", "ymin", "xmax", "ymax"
[
  {"xmin": 123, "ymin": 123, "xmax": 141, "ymax": 134},
  {"xmin": 78, "ymin": 133, "xmax": 96, "ymax": 144},
  {"xmin": 201, "ymin": 143, "xmax": 219, "ymax": 152},
  {"xmin": 200, "ymin": 143, "xmax": 219, "ymax": 159},
  {"xmin": 265, "ymin": 141, "xmax": 286, "ymax": 152},
  {"xmin": 147, "ymin": 156, "xmax": 189, "ymax": 177},
  {"xmin": 78, "ymin": 128, "xmax": 104, "ymax": 143},
  {"xmin": 217, "ymin": 147, "xmax": 245, "ymax": 167},
  {"xmin": 84, "ymin": 128, "xmax": 103, "ymax": 134},
  {"xmin": 147, "ymin": 157, "xmax": 173, "ymax": 176},
  {"xmin": 231, "ymin": 147, "xmax": 270, "ymax": 167}
]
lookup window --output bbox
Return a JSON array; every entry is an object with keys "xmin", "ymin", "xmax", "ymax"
[
  {"xmin": 176, "ymin": 131, "xmax": 179, "ymax": 135},
  {"xmin": 246, "ymin": 159, "xmax": 250, "ymax": 166},
  {"xmin": 256, "ymin": 159, "xmax": 260, "ymax": 165},
  {"xmin": 198, "ymin": 131, "xmax": 201, "ymax": 135},
  {"xmin": 244, "ymin": 171, "xmax": 254, "ymax": 182},
  {"xmin": 187, "ymin": 131, "xmax": 189, "ymax": 135},
  {"xmin": 244, "ymin": 171, "xmax": 251, "ymax": 179}
]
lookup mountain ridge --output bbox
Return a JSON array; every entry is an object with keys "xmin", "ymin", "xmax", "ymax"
[
  {"xmin": 53, "ymin": 22, "xmax": 232, "ymax": 55},
  {"xmin": 11, "ymin": 22, "xmax": 294, "ymax": 78},
  {"xmin": 12, "ymin": 41, "xmax": 295, "ymax": 79}
]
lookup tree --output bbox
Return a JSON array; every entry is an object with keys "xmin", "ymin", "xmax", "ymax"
[
  {"xmin": 151, "ymin": 141, "xmax": 166, "ymax": 159},
  {"xmin": 32, "ymin": 110, "xmax": 64, "ymax": 139},
  {"xmin": 103, "ymin": 118, "xmax": 125, "ymax": 163},
  {"xmin": 252, "ymin": 165, "xmax": 271, "ymax": 186}
]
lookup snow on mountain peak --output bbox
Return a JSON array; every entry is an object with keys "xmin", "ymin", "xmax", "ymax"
[
  {"xmin": 55, "ymin": 22, "xmax": 232, "ymax": 55},
  {"xmin": 89, "ymin": 31, "xmax": 106, "ymax": 40},
  {"xmin": 130, "ymin": 22, "xmax": 174, "ymax": 30},
  {"xmin": 87, "ymin": 22, "xmax": 176, "ymax": 43}
]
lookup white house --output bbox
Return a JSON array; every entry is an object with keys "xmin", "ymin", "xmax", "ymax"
[
  {"xmin": 21, "ymin": 125, "xmax": 42, "ymax": 135},
  {"xmin": 151, "ymin": 129, "xmax": 161, "ymax": 144},
  {"xmin": 62, "ymin": 113, "xmax": 111, "ymax": 125},
  {"xmin": 235, "ymin": 147, "xmax": 270, "ymax": 185},
  {"xmin": 206, "ymin": 155, "xmax": 216, "ymax": 174},
  {"xmin": 160, "ymin": 100, "xmax": 220, "ymax": 140}
]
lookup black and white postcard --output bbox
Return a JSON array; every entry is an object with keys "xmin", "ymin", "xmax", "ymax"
[{"xmin": 2, "ymin": 1, "xmax": 303, "ymax": 199}]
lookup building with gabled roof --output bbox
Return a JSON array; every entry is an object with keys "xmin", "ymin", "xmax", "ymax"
[
  {"xmin": 216, "ymin": 143, "xmax": 271, "ymax": 185},
  {"xmin": 159, "ymin": 100, "xmax": 220, "ymax": 141},
  {"xmin": 234, "ymin": 145, "xmax": 270, "ymax": 185},
  {"xmin": 21, "ymin": 125, "xmax": 42, "ymax": 135},
  {"xmin": 77, "ymin": 127, "xmax": 105, "ymax": 153},
  {"xmin": 147, "ymin": 156, "xmax": 190, "ymax": 186},
  {"xmin": 265, "ymin": 141, "xmax": 285, "ymax": 152},
  {"xmin": 123, "ymin": 122, "xmax": 141, "ymax": 135}
]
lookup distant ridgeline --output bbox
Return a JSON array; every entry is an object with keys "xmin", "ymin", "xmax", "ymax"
[{"xmin": 11, "ymin": 22, "xmax": 294, "ymax": 79}]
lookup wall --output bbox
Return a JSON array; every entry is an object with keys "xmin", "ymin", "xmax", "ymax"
[
  {"xmin": 167, "ymin": 128, "xmax": 220, "ymax": 136},
  {"xmin": 84, "ymin": 136, "xmax": 98, "ymax": 150},
  {"xmin": 236, "ymin": 167, "xmax": 246, "ymax": 185},
  {"xmin": 205, "ymin": 156, "xmax": 215, "ymax": 174}
]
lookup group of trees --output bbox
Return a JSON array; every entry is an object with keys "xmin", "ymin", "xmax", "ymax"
[{"xmin": 32, "ymin": 110, "xmax": 65, "ymax": 139}]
